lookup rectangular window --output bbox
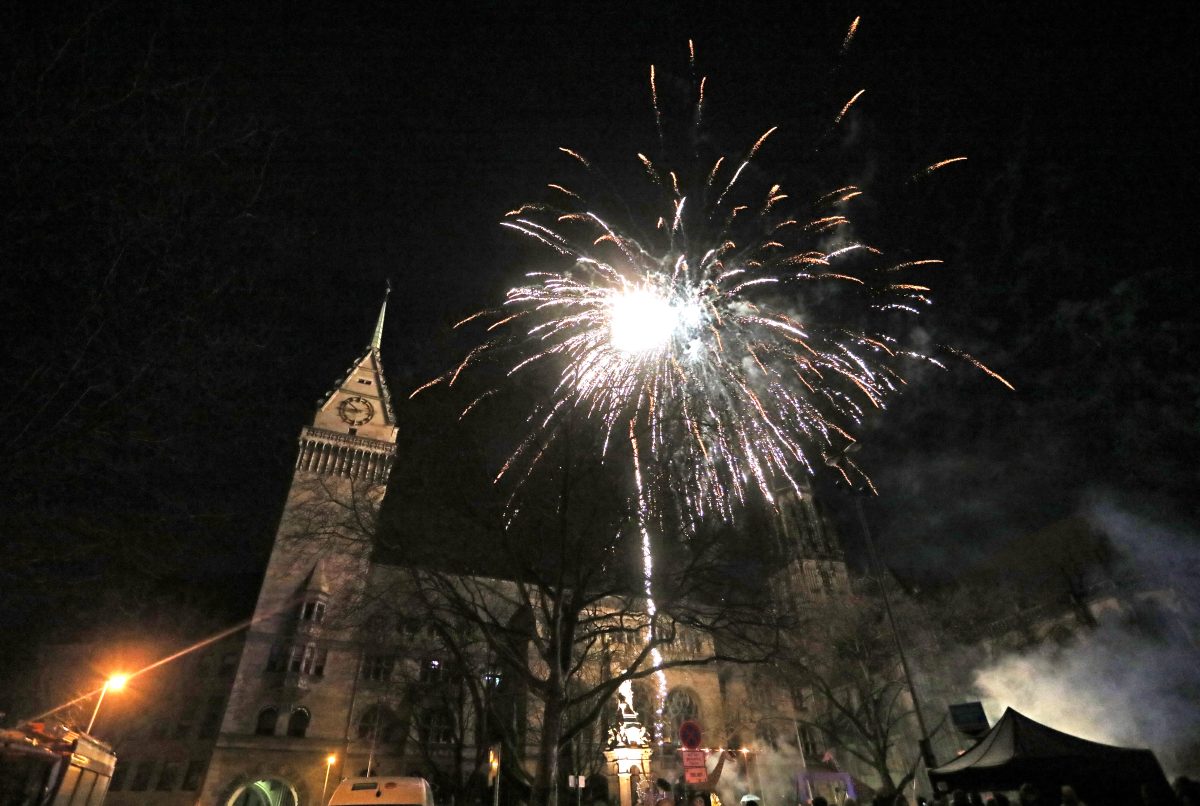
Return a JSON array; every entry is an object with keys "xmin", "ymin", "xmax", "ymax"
[
  {"xmin": 131, "ymin": 760, "xmax": 156, "ymax": 792},
  {"xmin": 286, "ymin": 644, "xmax": 328, "ymax": 676},
  {"xmin": 110, "ymin": 760, "xmax": 130, "ymax": 792},
  {"xmin": 300, "ymin": 600, "xmax": 327, "ymax": 623},
  {"xmin": 199, "ymin": 694, "xmax": 224, "ymax": 738},
  {"xmin": 267, "ymin": 644, "xmax": 287, "ymax": 673},
  {"xmin": 363, "ymin": 654, "xmax": 393, "ymax": 682},
  {"xmin": 156, "ymin": 762, "xmax": 181, "ymax": 791},
  {"xmin": 182, "ymin": 760, "xmax": 207, "ymax": 791}
]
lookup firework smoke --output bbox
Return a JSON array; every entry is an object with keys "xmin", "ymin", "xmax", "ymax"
[{"xmin": 973, "ymin": 499, "xmax": 1200, "ymax": 775}]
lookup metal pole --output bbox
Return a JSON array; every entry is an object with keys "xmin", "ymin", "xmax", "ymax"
[
  {"xmin": 792, "ymin": 718, "xmax": 813, "ymax": 802},
  {"xmin": 575, "ymin": 736, "xmax": 583, "ymax": 806},
  {"xmin": 366, "ymin": 700, "xmax": 382, "ymax": 777},
  {"xmin": 493, "ymin": 746, "xmax": 501, "ymax": 806},
  {"xmin": 85, "ymin": 683, "xmax": 109, "ymax": 734},
  {"xmin": 854, "ymin": 496, "xmax": 937, "ymax": 772}
]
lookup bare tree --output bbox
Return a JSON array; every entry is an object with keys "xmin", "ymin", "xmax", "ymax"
[
  {"xmin": 780, "ymin": 581, "xmax": 944, "ymax": 794},
  {"xmin": 359, "ymin": 395, "xmax": 788, "ymax": 806}
]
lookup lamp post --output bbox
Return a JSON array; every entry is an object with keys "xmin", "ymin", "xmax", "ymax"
[
  {"xmin": 323, "ymin": 754, "xmax": 337, "ymax": 804},
  {"xmin": 853, "ymin": 496, "xmax": 938, "ymax": 773},
  {"xmin": 85, "ymin": 674, "xmax": 128, "ymax": 734}
]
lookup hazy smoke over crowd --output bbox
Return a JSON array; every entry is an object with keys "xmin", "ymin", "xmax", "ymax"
[{"xmin": 972, "ymin": 498, "xmax": 1200, "ymax": 775}]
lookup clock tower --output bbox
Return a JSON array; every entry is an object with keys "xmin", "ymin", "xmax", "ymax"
[{"xmin": 201, "ymin": 290, "xmax": 400, "ymax": 804}]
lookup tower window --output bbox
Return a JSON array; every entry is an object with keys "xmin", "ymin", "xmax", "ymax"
[
  {"xmin": 287, "ymin": 707, "xmax": 311, "ymax": 738},
  {"xmin": 300, "ymin": 599, "xmax": 326, "ymax": 623},
  {"xmin": 290, "ymin": 644, "xmax": 327, "ymax": 676},
  {"xmin": 255, "ymin": 707, "xmax": 278, "ymax": 736},
  {"xmin": 357, "ymin": 379, "xmax": 372, "ymax": 385}
]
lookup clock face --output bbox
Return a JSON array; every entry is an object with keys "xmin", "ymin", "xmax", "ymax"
[{"xmin": 338, "ymin": 396, "xmax": 375, "ymax": 426}]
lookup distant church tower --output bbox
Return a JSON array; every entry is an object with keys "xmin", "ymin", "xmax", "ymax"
[
  {"xmin": 200, "ymin": 292, "xmax": 398, "ymax": 806},
  {"xmin": 770, "ymin": 478, "xmax": 850, "ymax": 611}
]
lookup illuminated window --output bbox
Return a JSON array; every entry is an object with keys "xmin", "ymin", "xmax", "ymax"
[
  {"xmin": 663, "ymin": 688, "xmax": 700, "ymax": 740},
  {"xmin": 419, "ymin": 658, "xmax": 442, "ymax": 683}
]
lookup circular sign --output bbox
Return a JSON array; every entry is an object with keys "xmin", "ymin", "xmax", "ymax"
[{"xmin": 678, "ymin": 719, "xmax": 702, "ymax": 750}]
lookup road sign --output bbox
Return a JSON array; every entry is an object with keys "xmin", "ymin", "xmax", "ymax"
[
  {"xmin": 678, "ymin": 720, "xmax": 702, "ymax": 750},
  {"xmin": 684, "ymin": 768, "xmax": 708, "ymax": 785},
  {"xmin": 681, "ymin": 750, "xmax": 706, "ymax": 767}
]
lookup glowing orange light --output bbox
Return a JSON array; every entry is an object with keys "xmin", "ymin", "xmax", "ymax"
[
  {"xmin": 326, "ymin": 754, "xmax": 337, "ymax": 766},
  {"xmin": 107, "ymin": 674, "xmax": 128, "ymax": 691}
]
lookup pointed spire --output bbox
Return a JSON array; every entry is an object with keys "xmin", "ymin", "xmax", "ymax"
[
  {"xmin": 302, "ymin": 560, "xmax": 331, "ymax": 595},
  {"xmin": 371, "ymin": 281, "xmax": 391, "ymax": 351}
]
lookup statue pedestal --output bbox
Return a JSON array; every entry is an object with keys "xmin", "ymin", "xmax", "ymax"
[{"xmin": 603, "ymin": 746, "xmax": 654, "ymax": 806}]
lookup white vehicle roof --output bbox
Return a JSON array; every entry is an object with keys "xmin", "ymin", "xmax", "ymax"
[{"xmin": 328, "ymin": 776, "xmax": 434, "ymax": 805}]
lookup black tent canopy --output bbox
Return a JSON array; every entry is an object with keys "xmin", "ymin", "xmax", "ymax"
[{"xmin": 929, "ymin": 708, "xmax": 1171, "ymax": 805}]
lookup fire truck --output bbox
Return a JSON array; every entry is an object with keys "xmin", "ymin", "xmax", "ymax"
[{"xmin": 0, "ymin": 722, "xmax": 116, "ymax": 805}]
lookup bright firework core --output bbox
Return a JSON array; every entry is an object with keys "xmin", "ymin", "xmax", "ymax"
[{"xmin": 609, "ymin": 285, "xmax": 702, "ymax": 355}]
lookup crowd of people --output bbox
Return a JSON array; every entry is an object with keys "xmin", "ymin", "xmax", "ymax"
[{"xmin": 798, "ymin": 775, "xmax": 1200, "ymax": 806}]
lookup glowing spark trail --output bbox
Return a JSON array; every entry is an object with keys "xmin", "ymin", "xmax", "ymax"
[
  {"xmin": 842, "ymin": 16, "xmax": 861, "ymax": 52},
  {"xmin": 416, "ymin": 34, "xmax": 1010, "ymax": 737},
  {"xmin": 835, "ymin": 89, "xmax": 866, "ymax": 124},
  {"xmin": 420, "ymin": 108, "xmax": 1008, "ymax": 523}
]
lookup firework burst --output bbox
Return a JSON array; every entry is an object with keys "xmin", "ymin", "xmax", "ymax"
[
  {"xmin": 415, "ymin": 77, "xmax": 1008, "ymax": 530},
  {"xmin": 415, "ymin": 33, "xmax": 1011, "ymax": 743}
]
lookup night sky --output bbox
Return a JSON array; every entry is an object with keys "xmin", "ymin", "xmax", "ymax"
[{"xmin": 2, "ymin": 1, "xmax": 1197, "ymax": 669}]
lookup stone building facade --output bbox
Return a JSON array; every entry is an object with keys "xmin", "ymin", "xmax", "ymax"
[{"xmin": 24, "ymin": 299, "xmax": 866, "ymax": 806}]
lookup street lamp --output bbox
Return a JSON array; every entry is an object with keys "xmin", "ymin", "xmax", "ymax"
[
  {"xmin": 85, "ymin": 674, "xmax": 128, "ymax": 734},
  {"xmin": 322, "ymin": 754, "xmax": 337, "ymax": 803}
]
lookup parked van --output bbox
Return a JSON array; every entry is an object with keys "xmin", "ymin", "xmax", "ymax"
[{"xmin": 327, "ymin": 776, "xmax": 435, "ymax": 806}]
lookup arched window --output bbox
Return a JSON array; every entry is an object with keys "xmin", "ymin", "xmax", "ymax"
[
  {"xmin": 287, "ymin": 707, "xmax": 310, "ymax": 738},
  {"xmin": 663, "ymin": 688, "xmax": 700, "ymax": 741},
  {"xmin": 255, "ymin": 707, "xmax": 278, "ymax": 737}
]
